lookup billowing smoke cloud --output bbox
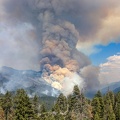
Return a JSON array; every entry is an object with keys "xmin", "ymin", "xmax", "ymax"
[
  {"xmin": 26, "ymin": 0, "xmax": 92, "ymax": 94},
  {"xmin": 3, "ymin": 0, "xmax": 120, "ymax": 94},
  {"xmin": 0, "ymin": 23, "xmax": 40, "ymax": 70},
  {"xmin": 80, "ymin": 65, "xmax": 100, "ymax": 90},
  {"xmin": 1, "ymin": 0, "xmax": 120, "ymax": 55}
]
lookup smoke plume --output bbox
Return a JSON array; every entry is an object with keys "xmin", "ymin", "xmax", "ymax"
[{"xmin": 5, "ymin": 0, "xmax": 120, "ymax": 95}]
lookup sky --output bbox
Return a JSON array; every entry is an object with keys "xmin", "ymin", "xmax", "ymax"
[
  {"xmin": 0, "ymin": 0, "xmax": 120, "ymax": 87},
  {"xmin": 91, "ymin": 43, "xmax": 120, "ymax": 85},
  {"xmin": 90, "ymin": 43, "xmax": 120, "ymax": 66}
]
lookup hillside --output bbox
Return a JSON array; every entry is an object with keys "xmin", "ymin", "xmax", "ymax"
[{"xmin": 0, "ymin": 66, "xmax": 60, "ymax": 97}]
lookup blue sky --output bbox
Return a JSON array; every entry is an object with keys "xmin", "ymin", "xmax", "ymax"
[{"xmin": 90, "ymin": 42, "xmax": 120, "ymax": 66}]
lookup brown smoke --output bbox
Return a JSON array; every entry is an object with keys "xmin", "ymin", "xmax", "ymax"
[{"xmin": 0, "ymin": 0, "xmax": 106, "ymax": 95}]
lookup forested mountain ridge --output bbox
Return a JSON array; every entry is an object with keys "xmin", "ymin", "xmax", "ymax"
[
  {"xmin": 1, "ymin": 66, "xmax": 120, "ymax": 99},
  {"xmin": 0, "ymin": 66, "xmax": 59, "ymax": 97}
]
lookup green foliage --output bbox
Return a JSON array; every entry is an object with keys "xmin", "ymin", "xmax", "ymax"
[
  {"xmin": 54, "ymin": 113, "xmax": 64, "ymax": 120},
  {"xmin": 39, "ymin": 112, "xmax": 55, "ymax": 120},
  {"xmin": 40, "ymin": 96, "xmax": 57, "ymax": 110},
  {"xmin": 92, "ymin": 91, "xmax": 104, "ymax": 119},
  {"xmin": 92, "ymin": 97, "xmax": 101, "ymax": 119},
  {"xmin": 40, "ymin": 104, "xmax": 47, "ymax": 113},
  {"xmin": 115, "ymin": 92, "xmax": 120, "ymax": 120},
  {"xmin": 67, "ymin": 85, "xmax": 92, "ymax": 120},
  {"xmin": 68, "ymin": 85, "xmax": 81, "ymax": 112},
  {"xmin": 1, "ymin": 91, "xmax": 12, "ymax": 120},
  {"xmin": 95, "ymin": 91, "xmax": 102, "ymax": 98},
  {"xmin": 53, "ymin": 93, "xmax": 67, "ymax": 113},
  {"xmin": 103, "ymin": 92, "xmax": 116, "ymax": 120},
  {"xmin": 32, "ymin": 95, "xmax": 40, "ymax": 119},
  {"xmin": 65, "ymin": 112, "xmax": 77, "ymax": 120},
  {"xmin": 0, "ymin": 85, "xmax": 120, "ymax": 120},
  {"xmin": 108, "ymin": 91, "xmax": 115, "ymax": 108},
  {"xmin": 94, "ymin": 113, "xmax": 101, "ymax": 120},
  {"xmin": 13, "ymin": 89, "xmax": 34, "ymax": 120}
]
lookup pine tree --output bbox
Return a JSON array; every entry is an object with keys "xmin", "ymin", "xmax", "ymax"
[
  {"xmin": 54, "ymin": 113, "xmax": 64, "ymax": 120},
  {"xmin": 68, "ymin": 85, "xmax": 92, "ymax": 120},
  {"xmin": 94, "ymin": 113, "xmax": 101, "ymax": 120},
  {"xmin": 92, "ymin": 97, "xmax": 101, "ymax": 119},
  {"xmin": 0, "ymin": 106, "xmax": 5, "ymax": 120},
  {"xmin": 1, "ymin": 91, "xmax": 12, "ymax": 120},
  {"xmin": 65, "ymin": 112, "xmax": 76, "ymax": 120},
  {"xmin": 115, "ymin": 92, "xmax": 120, "ymax": 120},
  {"xmin": 115, "ymin": 102, "xmax": 120, "ymax": 120},
  {"xmin": 40, "ymin": 104, "xmax": 46, "ymax": 113},
  {"xmin": 94, "ymin": 91, "xmax": 104, "ymax": 119},
  {"xmin": 71, "ymin": 85, "xmax": 81, "ymax": 119},
  {"xmin": 52, "ymin": 103, "xmax": 60, "ymax": 114},
  {"xmin": 45, "ymin": 113, "xmax": 55, "ymax": 120},
  {"xmin": 73, "ymin": 85, "xmax": 81, "ymax": 97},
  {"xmin": 54, "ymin": 93, "xmax": 67, "ymax": 113},
  {"xmin": 108, "ymin": 91, "xmax": 115, "ymax": 108},
  {"xmin": 95, "ymin": 91, "xmax": 102, "ymax": 98},
  {"xmin": 67, "ymin": 94, "xmax": 74, "ymax": 112},
  {"xmin": 103, "ymin": 92, "xmax": 116, "ymax": 120},
  {"xmin": 32, "ymin": 95, "xmax": 40, "ymax": 119},
  {"xmin": 13, "ymin": 89, "xmax": 34, "ymax": 120},
  {"xmin": 66, "ymin": 94, "xmax": 77, "ymax": 120},
  {"xmin": 39, "ymin": 112, "xmax": 55, "ymax": 120},
  {"xmin": 83, "ymin": 98, "xmax": 93, "ymax": 120}
]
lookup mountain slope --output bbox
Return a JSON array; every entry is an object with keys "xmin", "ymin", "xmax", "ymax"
[
  {"xmin": 0, "ymin": 66, "xmax": 60, "ymax": 97},
  {"xmin": 101, "ymin": 81, "xmax": 120, "ymax": 94}
]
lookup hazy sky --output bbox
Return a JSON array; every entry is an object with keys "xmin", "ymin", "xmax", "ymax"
[{"xmin": 0, "ymin": 0, "xmax": 120, "ymax": 85}]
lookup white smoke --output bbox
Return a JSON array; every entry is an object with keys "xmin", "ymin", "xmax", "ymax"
[
  {"xmin": 61, "ymin": 73, "xmax": 84, "ymax": 96},
  {"xmin": 0, "ymin": 0, "xmax": 101, "ymax": 95}
]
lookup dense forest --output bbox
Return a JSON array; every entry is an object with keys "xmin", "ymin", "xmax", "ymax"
[{"xmin": 0, "ymin": 85, "xmax": 120, "ymax": 120}]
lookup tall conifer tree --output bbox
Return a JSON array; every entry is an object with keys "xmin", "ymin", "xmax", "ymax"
[
  {"xmin": 13, "ymin": 89, "xmax": 34, "ymax": 120},
  {"xmin": 1, "ymin": 91, "xmax": 12, "ymax": 120},
  {"xmin": 115, "ymin": 92, "xmax": 120, "ymax": 120},
  {"xmin": 103, "ymin": 92, "xmax": 116, "ymax": 120}
]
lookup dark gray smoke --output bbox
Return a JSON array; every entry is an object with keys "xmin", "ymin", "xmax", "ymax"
[{"xmin": 0, "ymin": 0, "xmax": 102, "ymax": 95}]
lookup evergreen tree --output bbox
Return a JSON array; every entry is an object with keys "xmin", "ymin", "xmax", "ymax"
[
  {"xmin": 98, "ymin": 97, "xmax": 104, "ymax": 118},
  {"xmin": 108, "ymin": 91, "xmax": 115, "ymax": 108},
  {"xmin": 52, "ymin": 103, "xmax": 60, "ymax": 113},
  {"xmin": 115, "ymin": 92, "xmax": 120, "ymax": 120},
  {"xmin": 71, "ymin": 85, "xmax": 81, "ymax": 119},
  {"xmin": 83, "ymin": 99, "xmax": 93, "ymax": 120},
  {"xmin": 66, "ymin": 94, "xmax": 77, "ymax": 120},
  {"xmin": 54, "ymin": 113, "xmax": 64, "ymax": 120},
  {"xmin": 45, "ymin": 113, "xmax": 55, "ymax": 120},
  {"xmin": 0, "ymin": 106, "xmax": 5, "ymax": 120},
  {"xmin": 95, "ymin": 91, "xmax": 102, "ymax": 98},
  {"xmin": 39, "ymin": 112, "xmax": 55, "ymax": 120},
  {"xmin": 65, "ymin": 112, "xmax": 76, "ymax": 120},
  {"xmin": 33, "ymin": 95, "xmax": 40, "ymax": 119},
  {"xmin": 1, "ymin": 91, "xmax": 12, "ymax": 120},
  {"xmin": 92, "ymin": 97, "xmax": 101, "ymax": 119},
  {"xmin": 68, "ymin": 85, "xmax": 92, "ymax": 120},
  {"xmin": 54, "ymin": 93, "xmax": 67, "ymax": 113},
  {"xmin": 1, "ymin": 86, "xmax": 119, "ymax": 120},
  {"xmin": 94, "ymin": 113, "xmax": 101, "ymax": 120},
  {"xmin": 13, "ymin": 89, "xmax": 34, "ymax": 120},
  {"xmin": 67, "ymin": 85, "xmax": 82, "ymax": 114},
  {"xmin": 67, "ymin": 94, "xmax": 74, "ymax": 112},
  {"xmin": 73, "ymin": 85, "xmax": 81, "ymax": 97},
  {"xmin": 103, "ymin": 92, "xmax": 116, "ymax": 120},
  {"xmin": 40, "ymin": 104, "xmax": 46, "ymax": 114},
  {"xmin": 94, "ymin": 91, "xmax": 104, "ymax": 119}
]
